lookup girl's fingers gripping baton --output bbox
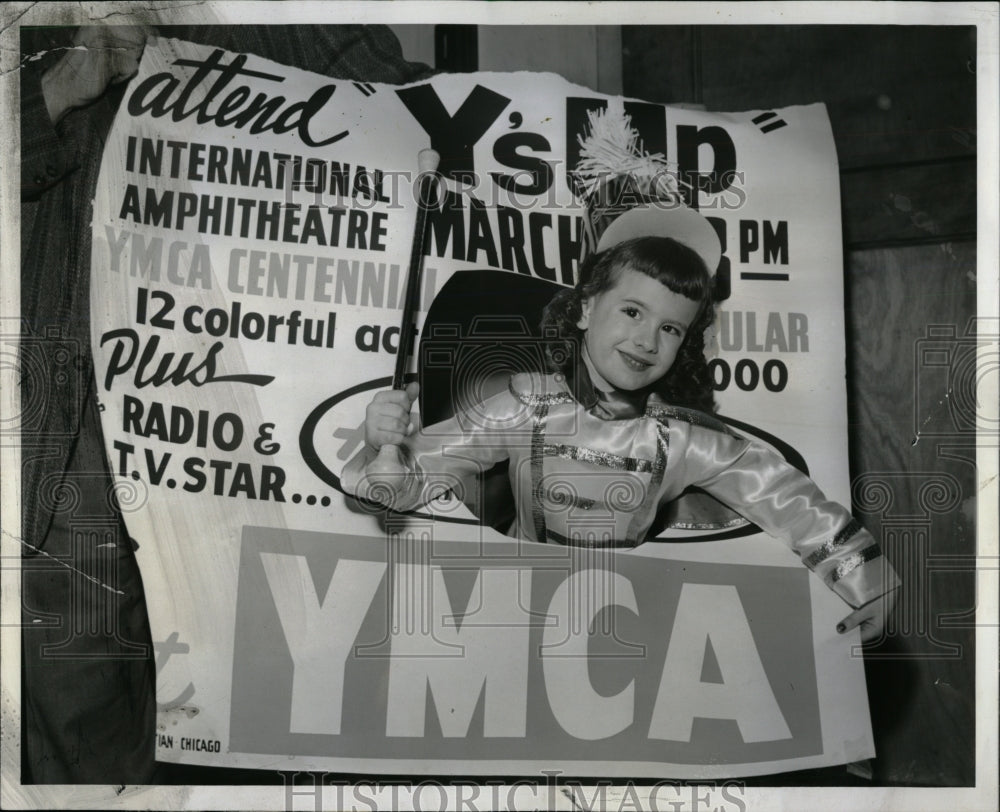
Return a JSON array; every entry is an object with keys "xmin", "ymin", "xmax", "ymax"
[{"xmin": 381, "ymin": 147, "xmax": 438, "ymax": 476}]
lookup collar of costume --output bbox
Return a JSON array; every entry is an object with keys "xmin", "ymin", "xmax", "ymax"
[{"xmin": 565, "ymin": 342, "xmax": 661, "ymax": 421}]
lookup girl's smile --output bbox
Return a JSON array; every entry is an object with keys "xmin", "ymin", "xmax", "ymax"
[
  {"xmin": 618, "ymin": 349, "xmax": 653, "ymax": 370},
  {"xmin": 577, "ymin": 267, "xmax": 701, "ymax": 391}
]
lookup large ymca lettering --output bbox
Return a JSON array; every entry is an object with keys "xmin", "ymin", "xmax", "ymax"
[
  {"xmin": 648, "ymin": 584, "xmax": 792, "ymax": 743},
  {"xmin": 543, "ymin": 569, "xmax": 639, "ymax": 740},
  {"xmin": 386, "ymin": 566, "xmax": 530, "ymax": 737},
  {"xmin": 259, "ymin": 555, "xmax": 386, "ymax": 735},
  {"xmin": 259, "ymin": 555, "xmax": 792, "ymax": 744}
]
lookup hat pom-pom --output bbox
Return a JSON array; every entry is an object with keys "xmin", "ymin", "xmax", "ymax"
[{"xmin": 573, "ymin": 101, "xmax": 687, "ymax": 204}]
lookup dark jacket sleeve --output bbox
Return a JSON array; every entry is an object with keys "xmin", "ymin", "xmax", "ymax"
[
  {"xmin": 164, "ymin": 24, "xmax": 434, "ymax": 85},
  {"xmin": 20, "ymin": 65, "xmax": 77, "ymax": 201}
]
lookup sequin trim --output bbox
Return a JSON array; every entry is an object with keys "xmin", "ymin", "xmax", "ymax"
[
  {"xmin": 509, "ymin": 378, "xmax": 575, "ymax": 407},
  {"xmin": 826, "ymin": 544, "xmax": 882, "ymax": 586},
  {"xmin": 530, "ymin": 403, "xmax": 549, "ymax": 543},
  {"xmin": 546, "ymin": 528, "xmax": 637, "ymax": 548},
  {"xmin": 624, "ymin": 420, "xmax": 669, "ymax": 544},
  {"xmin": 646, "ymin": 404, "xmax": 735, "ymax": 435},
  {"xmin": 542, "ymin": 443, "xmax": 655, "ymax": 473},
  {"xmin": 803, "ymin": 519, "xmax": 864, "ymax": 570},
  {"xmin": 665, "ymin": 516, "xmax": 750, "ymax": 530}
]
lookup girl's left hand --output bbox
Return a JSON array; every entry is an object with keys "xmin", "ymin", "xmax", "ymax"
[{"xmin": 837, "ymin": 589, "xmax": 898, "ymax": 643}]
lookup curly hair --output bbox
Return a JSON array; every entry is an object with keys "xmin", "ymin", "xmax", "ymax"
[{"xmin": 540, "ymin": 236, "xmax": 718, "ymax": 413}]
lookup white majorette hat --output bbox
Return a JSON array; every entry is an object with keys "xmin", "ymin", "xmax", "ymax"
[{"xmin": 573, "ymin": 103, "xmax": 722, "ymax": 276}]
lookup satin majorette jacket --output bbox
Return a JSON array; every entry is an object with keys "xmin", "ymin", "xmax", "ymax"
[{"xmin": 343, "ymin": 361, "xmax": 900, "ymax": 611}]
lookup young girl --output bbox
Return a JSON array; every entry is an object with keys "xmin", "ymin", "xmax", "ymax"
[{"xmin": 342, "ymin": 210, "xmax": 899, "ymax": 642}]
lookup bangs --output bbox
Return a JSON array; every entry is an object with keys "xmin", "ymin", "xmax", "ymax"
[
  {"xmin": 626, "ymin": 237, "xmax": 712, "ymax": 301},
  {"xmin": 588, "ymin": 236, "xmax": 713, "ymax": 307}
]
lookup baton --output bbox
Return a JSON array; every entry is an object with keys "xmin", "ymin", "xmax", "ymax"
[
  {"xmin": 392, "ymin": 148, "xmax": 441, "ymax": 390},
  {"xmin": 371, "ymin": 149, "xmax": 440, "ymax": 480}
]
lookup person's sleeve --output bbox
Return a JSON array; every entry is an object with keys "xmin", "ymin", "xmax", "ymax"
[
  {"xmin": 675, "ymin": 422, "xmax": 901, "ymax": 609},
  {"xmin": 341, "ymin": 382, "xmax": 527, "ymax": 512},
  {"xmin": 204, "ymin": 24, "xmax": 435, "ymax": 85},
  {"xmin": 335, "ymin": 24, "xmax": 435, "ymax": 83},
  {"xmin": 20, "ymin": 65, "xmax": 76, "ymax": 201}
]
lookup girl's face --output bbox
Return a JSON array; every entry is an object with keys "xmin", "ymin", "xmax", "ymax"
[{"xmin": 577, "ymin": 267, "xmax": 701, "ymax": 391}]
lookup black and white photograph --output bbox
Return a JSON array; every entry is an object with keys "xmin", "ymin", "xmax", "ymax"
[{"xmin": 1, "ymin": 2, "xmax": 996, "ymax": 810}]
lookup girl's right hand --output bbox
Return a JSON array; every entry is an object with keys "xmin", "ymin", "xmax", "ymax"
[{"xmin": 365, "ymin": 382, "xmax": 420, "ymax": 450}]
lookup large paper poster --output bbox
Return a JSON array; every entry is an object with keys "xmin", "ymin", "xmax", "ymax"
[{"xmin": 89, "ymin": 38, "xmax": 868, "ymax": 777}]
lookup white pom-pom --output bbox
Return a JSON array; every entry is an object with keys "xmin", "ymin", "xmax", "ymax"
[{"xmin": 573, "ymin": 105, "xmax": 687, "ymax": 203}]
